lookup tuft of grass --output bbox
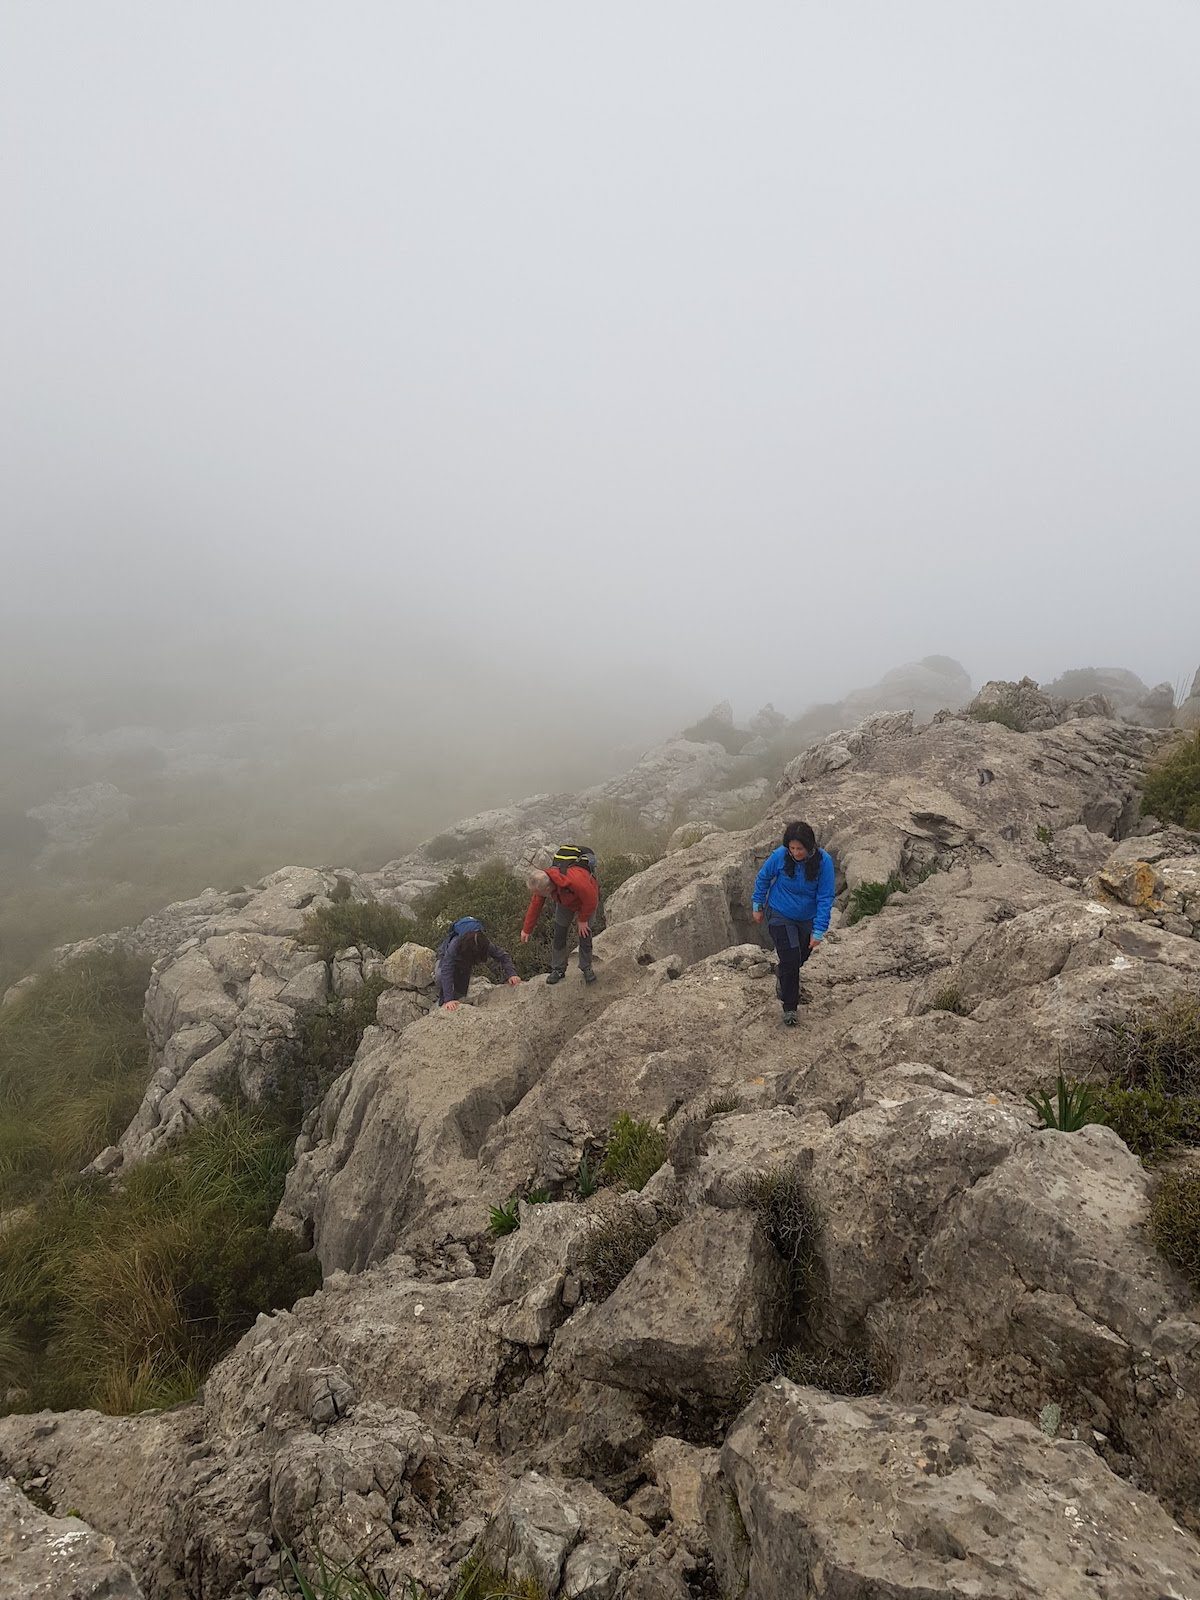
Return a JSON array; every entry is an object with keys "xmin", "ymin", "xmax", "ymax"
[
  {"xmin": 1150, "ymin": 1169, "xmax": 1200, "ymax": 1288},
  {"xmin": 278, "ymin": 1546, "xmax": 396, "ymax": 1599},
  {"xmin": 1141, "ymin": 730, "xmax": 1200, "ymax": 831},
  {"xmin": 740, "ymin": 1340, "xmax": 882, "ymax": 1401},
  {"xmin": 0, "ymin": 1107, "xmax": 320, "ymax": 1416},
  {"xmin": 601, "ymin": 1113, "xmax": 667, "ymax": 1192},
  {"xmin": 1027, "ymin": 1074, "xmax": 1099, "ymax": 1132},
  {"xmin": 299, "ymin": 899, "xmax": 415, "ymax": 962},
  {"xmin": 1090, "ymin": 998, "xmax": 1200, "ymax": 1163},
  {"xmin": 586, "ymin": 801, "xmax": 666, "ymax": 861},
  {"xmin": 580, "ymin": 1209, "xmax": 670, "ymax": 1302},
  {"xmin": 575, "ymin": 1157, "xmax": 598, "ymax": 1199},
  {"xmin": 925, "ymin": 983, "xmax": 968, "ymax": 1016},
  {"xmin": 844, "ymin": 874, "xmax": 904, "ymax": 926},
  {"xmin": 702, "ymin": 1091, "xmax": 742, "ymax": 1119},
  {"xmin": 736, "ymin": 1166, "xmax": 821, "ymax": 1305},
  {"xmin": 451, "ymin": 1552, "xmax": 545, "ymax": 1599},
  {"xmin": 0, "ymin": 953, "xmax": 151, "ymax": 1203},
  {"xmin": 595, "ymin": 852, "xmax": 657, "ymax": 899},
  {"xmin": 487, "ymin": 1196, "xmax": 521, "ymax": 1237},
  {"xmin": 1035, "ymin": 824, "xmax": 1054, "ymax": 845}
]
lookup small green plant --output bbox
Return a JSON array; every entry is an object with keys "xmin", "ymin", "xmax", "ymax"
[
  {"xmin": 1141, "ymin": 730, "xmax": 1200, "ymax": 831},
  {"xmin": 575, "ymin": 1157, "xmax": 598, "ymax": 1199},
  {"xmin": 525, "ymin": 1188, "xmax": 551, "ymax": 1206},
  {"xmin": 1149, "ymin": 1169, "xmax": 1200, "ymax": 1289},
  {"xmin": 969, "ymin": 704, "xmax": 1024, "ymax": 731},
  {"xmin": 844, "ymin": 874, "xmax": 904, "ymax": 925},
  {"xmin": 299, "ymin": 899, "xmax": 415, "ymax": 962},
  {"xmin": 601, "ymin": 1113, "xmax": 667, "ymax": 1191},
  {"xmin": 1027, "ymin": 1074, "xmax": 1099, "ymax": 1132},
  {"xmin": 1035, "ymin": 824, "xmax": 1054, "ymax": 845},
  {"xmin": 487, "ymin": 1196, "xmax": 521, "ymax": 1237},
  {"xmin": 451, "ymin": 1551, "xmax": 546, "ymax": 1599},
  {"xmin": 925, "ymin": 983, "xmax": 968, "ymax": 1016},
  {"xmin": 580, "ymin": 1209, "xmax": 669, "ymax": 1301},
  {"xmin": 278, "ymin": 1544, "xmax": 394, "ymax": 1598}
]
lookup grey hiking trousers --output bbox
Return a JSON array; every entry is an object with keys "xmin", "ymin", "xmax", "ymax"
[{"xmin": 550, "ymin": 897, "xmax": 603, "ymax": 976}]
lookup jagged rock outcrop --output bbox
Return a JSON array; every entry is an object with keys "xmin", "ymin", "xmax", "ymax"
[
  {"xmin": 6, "ymin": 696, "xmax": 1200, "ymax": 1597},
  {"xmin": 1176, "ymin": 665, "xmax": 1200, "ymax": 730},
  {"xmin": 0, "ymin": 1477, "xmax": 145, "ymax": 1598},
  {"xmin": 704, "ymin": 1385, "xmax": 1200, "ymax": 1600}
]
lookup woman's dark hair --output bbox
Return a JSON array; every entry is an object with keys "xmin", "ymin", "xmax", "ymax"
[
  {"xmin": 782, "ymin": 820, "xmax": 821, "ymax": 882},
  {"xmin": 454, "ymin": 927, "xmax": 491, "ymax": 987}
]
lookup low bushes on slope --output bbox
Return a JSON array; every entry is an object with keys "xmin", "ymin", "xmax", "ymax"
[
  {"xmin": 0, "ymin": 1106, "xmax": 319, "ymax": 1414},
  {"xmin": 0, "ymin": 953, "xmax": 151, "ymax": 1204},
  {"xmin": 266, "ymin": 975, "xmax": 389, "ymax": 1140},
  {"xmin": 1151, "ymin": 1169, "xmax": 1200, "ymax": 1289},
  {"xmin": 1141, "ymin": 730, "xmax": 1200, "ymax": 831},
  {"xmin": 299, "ymin": 900, "xmax": 415, "ymax": 963}
]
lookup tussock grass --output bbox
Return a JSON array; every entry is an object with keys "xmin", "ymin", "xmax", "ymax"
[
  {"xmin": 1142, "ymin": 730, "xmax": 1200, "ymax": 831},
  {"xmin": 1150, "ymin": 1169, "xmax": 1200, "ymax": 1289},
  {"xmin": 601, "ymin": 1113, "xmax": 667, "ymax": 1191},
  {"xmin": 0, "ymin": 1106, "xmax": 319, "ymax": 1415},
  {"xmin": 586, "ymin": 801, "xmax": 665, "ymax": 861},
  {"xmin": 581, "ymin": 1209, "xmax": 670, "ymax": 1302},
  {"xmin": 0, "ymin": 953, "xmax": 150, "ymax": 1203}
]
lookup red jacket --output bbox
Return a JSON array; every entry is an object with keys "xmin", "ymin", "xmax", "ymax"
[{"xmin": 522, "ymin": 865, "xmax": 598, "ymax": 937}]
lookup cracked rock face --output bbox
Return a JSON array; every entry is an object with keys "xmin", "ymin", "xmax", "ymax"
[{"xmin": 5, "ymin": 705, "xmax": 1200, "ymax": 1598}]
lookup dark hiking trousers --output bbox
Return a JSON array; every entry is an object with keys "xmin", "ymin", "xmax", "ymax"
[
  {"xmin": 768, "ymin": 918, "xmax": 813, "ymax": 1012},
  {"xmin": 550, "ymin": 896, "xmax": 604, "ymax": 976}
]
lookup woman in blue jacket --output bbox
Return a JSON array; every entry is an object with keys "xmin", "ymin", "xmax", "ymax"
[{"xmin": 752, "ymin": 820, "xmax": 835, "ymax": 1026}]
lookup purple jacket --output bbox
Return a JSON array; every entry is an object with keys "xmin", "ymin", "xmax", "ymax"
[{"xmin": 437, "ymin": 934, "xmax": 518, "ymax": 1003}]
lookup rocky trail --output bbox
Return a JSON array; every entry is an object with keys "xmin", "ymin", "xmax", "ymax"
[{"xmin": 3, "ymin": 699, "xmax": 1200, "ymax": 1598}]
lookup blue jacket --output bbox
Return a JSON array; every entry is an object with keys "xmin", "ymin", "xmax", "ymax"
[
  {"xmin": 752, "ymin": 846, "xmax": 836, "ymax": 938},
  {"xmin": 436, "ymin": 933, "xmax": 517, "ymax": 1003}
]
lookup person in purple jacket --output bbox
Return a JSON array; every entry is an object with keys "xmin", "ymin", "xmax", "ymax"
[
  {"xmin": 437, "ymin": 923, "xmax": 521, "ymax": 1010},
  {"xmin": 751, "ymin": 820, "xmax": 835, "ymax": 1027}
]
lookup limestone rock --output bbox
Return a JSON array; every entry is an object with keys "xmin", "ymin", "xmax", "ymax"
[
  {"xmin": 707, "ymin": 1384, "xmax": 1200, "ymax": 1600},
  {"xmin": 555, "ymin": 1209, "xmax": 787, "ymax": 1404},
  {"xmin": 381, "ymin": 942, "xmax": 436, "ymax": 990},
  {"xmin": 0, "ymin": 1478, "xmax": 145, "ymax": 1598}
]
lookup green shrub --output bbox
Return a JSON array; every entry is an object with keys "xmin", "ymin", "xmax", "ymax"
[
  {"xmin": 1027, "ymin": 1075, "xmax": 1100, "ymax": 1132},
  {"xmin": 0, "ymin": 1106, "xmax": 319, "ymax": 1415},
  {"xmin": 925, "ymin": 984, "xmax": 968, "ymax": 1016},
  {"xmin": 1150, "ymin": 1169, "xmax": 1200, "ymax": 1288},
  {"xmin": 845, "ymin": 874, "xmax": 904, "ymax": 925},
  {"xmin": 426, "ymin": 829, "xmax": 495, "ymax": 863},
  {"xmin": 0, "ymin": 953, "xmax": 151, "ymax": 1204},
  {"xmin": 1109, "ymin": 995, "xmax": 1200, "ymax": 1099},
  {"xmin": 1142, "ymin": 731, "xmax": 1200, "ymax": 831},
  {"xmin": 1035, "ymin": 824, "xmax": 1054, "ymax": 845},
  {"xmin": 298, "ymin": 899, "xmax": 415, "ymax": 962},
  {"xmin": 412, "ymin": 862, "xmax": 551, "ymax": 980},
  {"xmin": 581, "ymin": 1209, "xmax": 669, "ymax": 1301},
  {"xmin": 596, "ymin": 852, "xmax": 657, "ymax": 900},
  {"xmin": 1091, "ymin": 1082, "xmax": 1200, "ymax": 1162},
  {"xmin": 969, "ymin": 704, "xmax": 1024, "ymax": 731},
  {"xmin": 266, "ymin": 977, "xmax": 387, "ymax": 1140},
  {"xmin": 601, "ymin": 1113, "xmax": 667, "ymax": 1191}
]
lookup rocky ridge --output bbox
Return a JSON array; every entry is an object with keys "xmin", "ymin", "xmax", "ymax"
[{"xmin": 2, "ymin": 694, "xmax": 1200, "ymax": 1597}]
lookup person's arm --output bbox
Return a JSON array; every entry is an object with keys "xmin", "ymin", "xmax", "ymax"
[
  {"xmin": 752, "ymin": 849, "xmax": 781, "ymax": 916},
  {"xmin": 437, "ymin": 937, "xmax": 460, "ymax": 1004},
  {"xmin": 812, "ymin": 851, "xmax": 836, "ymax": 939},
  {"xmin": 489, "ymin": 941, "xmax": 519, "ymax": 983},
  {"xmin": 521, "ymin": 894, "xmax": 546, "ymax": 940}
]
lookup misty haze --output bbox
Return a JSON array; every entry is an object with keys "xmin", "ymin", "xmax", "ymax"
[
  {"xmin": 3, "ymin": 11, "xmax": 1200, "ymax": 1594},
  {"xmin": 3, "ymin": 5, "xmax": 1198, "ymax": 984}
]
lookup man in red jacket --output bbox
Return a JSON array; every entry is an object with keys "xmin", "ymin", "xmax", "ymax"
[{"xmin": 521, "ymin": 865, "xmax": 599, "ymax": 985}]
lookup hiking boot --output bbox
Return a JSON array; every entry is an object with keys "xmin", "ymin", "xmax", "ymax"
[
  {"xmin": 583, "ymin": 970, "xmax": 597, "ymax": 985},
  {"xmin": 546, "ymin": 970, "xmax": 565, "ymax": 985},
  {"xmin": 782, "ymin": 1011, "xmax": 798, "ymax": 1028}
]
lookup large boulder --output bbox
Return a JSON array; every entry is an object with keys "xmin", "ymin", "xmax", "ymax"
[
  {"xmin": 705, "ymin": 1384, "xmax": 1200, "ymax": 1600},
  {"xmin": 555, "ymin": 1209, "xmax": 788, "ymax": 1405}
]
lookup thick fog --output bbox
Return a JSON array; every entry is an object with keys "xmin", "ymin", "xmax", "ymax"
[{"xmin": 2, "ymin": 3, "xmax": 1198, "ymax": 979}]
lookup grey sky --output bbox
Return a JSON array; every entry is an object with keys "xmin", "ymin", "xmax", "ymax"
[{"xmin": 3, "ymin": 1, "xmax": 1198, "ymax": 725}]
